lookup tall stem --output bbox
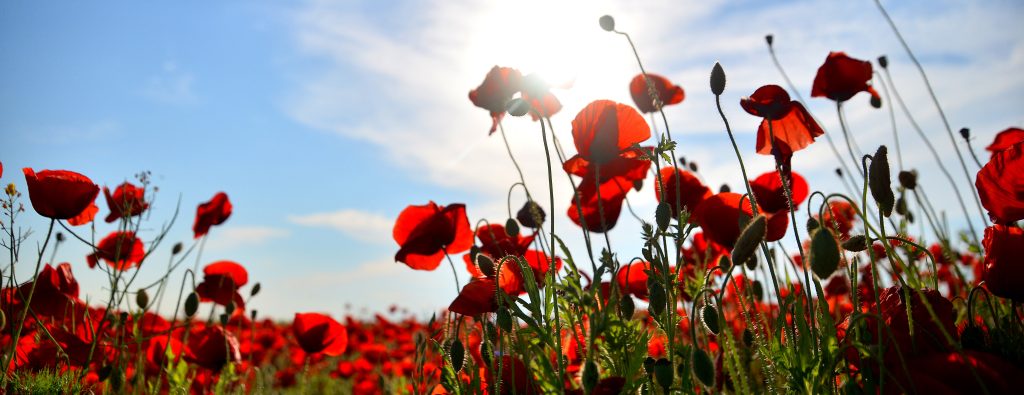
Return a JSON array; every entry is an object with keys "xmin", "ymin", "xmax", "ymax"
[{"xmin": 538, "ymin": 116, "xmax": 565, "ymax": 391}]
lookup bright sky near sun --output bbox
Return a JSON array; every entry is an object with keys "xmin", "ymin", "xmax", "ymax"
[{"xmin": 2, "ymin": 0, "xmax": 1023, "ymax": 320}]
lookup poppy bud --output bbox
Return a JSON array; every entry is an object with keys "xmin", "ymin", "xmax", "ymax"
[
  {"xmin": 185, "ymin": 292, "xmax": 199, "ymax": 317},
  {"xmin": 599, "ymin": 15, "xmax": 615, "ymax": 32},
  {"xmin": 691, "ymin": 348, "xmax": 715, "ymax": 387},
  {"xmin": 869, "ymin": 145, "xmax": 895, "ymax": 217},
  {"xmin": 719, "ymin": 183, "xmax": 730, "ymax": 193},
  {"xmin": 648, "ymin": 282, "xmax": 666, "ymax": 316},
  {"xmin": 746, "ymin": 254, "xmax": 759, "ymax": 271},
  {"xmin": 449, "ymin": 339, "xmax": 465, "ymax": 372},
  {"xmin": 765, "ymin": 34, "xmax": 774, "ymax": 46},
  {"xmin": 226, "ymin": 301, "xmax": 236, "ymax": 314},
  {"xmin": 583, "ymin": 360, "xmax": 599, "ymax": 391},
  {"xmin": 751, "ymin": 280, "xmax": 764, "ymax": 301},
  {"xmin": 710, "ymin": 62, "xmax": 726, "ymax": 96},
  {"xmin": 835, "ymin": 167, "xmax": 843, "ymax": 178},
  {"xmin": 619, "ymin": 294, "xmax": 635, "ymax": 319},
  {"xmin": 654, "ymin": 358, "xmax": 673, "ymax": 389},
  {"xmin": 476, "ymin": 254, "xmax": 495, "ymax": 278},
  {"xmin": 251, "ymin": 309, "xmax": 258, "ymax": 320},
  {"xmin": 700, "ymin": 305, "xmax": 720, "ymax": 335},
  {"xmin": 842, "ymin": 235, "xmax": 868, "ymax": 252},
  {"xmin": 732, "ymin": 214, "xmax": 766, "ymax": 269},
  {"xmin": 717, "ymin": 254, "xmax": 732, "ymax": 273},
  {"xmin": 895, "ymin": 196, "xmax": 908, "ymax": 216},
  {"xmin": 516, "ymin": 201, "xmax": 545, "ymax": 229},
  {"xmin": 898, "ymin": 170, "xmax": 917, "ymax": 189},
  {"xmin": 55, "ymin": 232, "xmax": 65, "ymax": 242},
  {"xmin": 496, "ymin": 308, "xmax": 512, "ymax": 331},
  {"xmin": 870, "ymin": 95, "xmax": 882, "ymax": 109},
  {"xmin": 959, "ymin": 127, "xmax": 970, "ymax": 140},
  {"xmin": 506, "ymin": 98, "xmax": 530, "ymax": 117},
  {"xmin": 219, "ymin": 313, "xmax": 229, "ymax": 326},
  {"xmin": 136, "ymin": 289, "xmax": 149, "ymax": 310},
  {"xmin": 678, "ymin": 156, "xmax": 687, "ymax": 166},
  {"xmin": 633, "ymin": 179, "xmax": 643, "ymax": 192},
  {"xmin": 810, "ymin": 229, "xmax": 840, "ymax": 279},
  {"xmin": 250, "ymin": 282, "xmax": 261, "ymax": 297},
  {"xmin": 504, "ymin": 218, "xmax": 520, "ymax": 237},
  {"xmin": 688, "ymin": 162, "xmax": 698, "ymax": 172},
  {"xmin": 172, "ymin": 242, "xmax": 183, "ymax": 255},
  {"xmin": 480, "ymin": 341, "xmax": 493, "ymax": 367},
  {"xmin": 877, "ymin": 55, "xmax": 889, "ymax": 69},
  {"xmin": 742, "ymin": 328, "xmax": 754, "ymax": 347},
  {"xmin": 807, "ymin": 217, "xmax": 820, "ymax": 233},
  {"xmin": 656, "ymin": 202, "xmax": 671, "ymax": 232}
]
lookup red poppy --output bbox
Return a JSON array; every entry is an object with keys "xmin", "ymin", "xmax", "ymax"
[
  {"xmin": 195, "ymin": 260, "xmax": 248, "ymax": 311},
  {"xmin": 692, "ymin": 192, "xmax": 789, "ymax": 248},
  {"xmin": 686, "ymin": 231, "xmax": 727, "ymax": 265},
  {"xmin": 750, "ymin": 171, "xmax": 808, "ymax": 212},
  {"xmin": 393, "ymin": 201, "xmax": 473, "ymax": 270},
  {"xmin": 185, "ymin": 325, "xmax": 241, "ymax": 371},
  {"xmin": 655, "ymin": 167, "xmax": 711, "ymax": 220},
  {"xmin": 887, "ymin": 350, "xmax": 1024, "ymax": 394},
  {"xmin": 986, "ymin": 127, "xmax": 1024, "ymax": 156},
  {"xmin": 193, "ymin": 192, "xmax": 232, "ymax": 239},
  {"xmin": 616, "ymin": 261, "xmax": 653, "ymax": 300},
  {"xmin": 565, "ymin": 100, "xmax": 651, "ymax": 167},
  {"xmin": 13, "ymin": 263, "xmax": 81, "ymax": 319},
  {"xmin": 810, "ymin": 52, "xmax": 879, "ymax": 103},
  {"xmin": 293, "ymin": 312, "xmax": 348, "ymax": 356},
  {"xmin": 741, "ymin": 86, "xmax": 824, "ymax": 165},
  {"xmin": 976, "ymin": 141, "xmax": 1024, "ymax": 223},
  {"xmin": 448, "ymin": 277, "xmax": 499, "ymax": 316},
  {"xmin": 850, "ymin": 285, "xmax": 956, "ymax": 364},
  {"xmin": 981, "ymin": 224, "xmax": 1024, "ymax": 302},
  {"xmin": 819, "ymin": 200, "xmax": 857, "ymax": 238},
  {"xmin": 86, "ymin": 231, "xmax": 145, "ymax": 270},
  {"xmin": 22, "ymin": 168, "xmax": 99, "ymax": 224},
  {"xmin": 103, "ymin": 182, "xmax": 149, "ymax": 223},
  {"xmin": 491, "ymin": 355, "xmax": 539, "ymax": 395},
  {"xmin": 469, "ymin": 66, "xmax": 523, "ymax": 135},
  {"xmin": 520, "ymin": 73, "xmax": 562, "ymax": 121},
  {"xmin": 629, "ymin": 73, "xmax": 685, "ymax": 114},
  {"xmin": 567, "ymin": 173, "xmax": 634, "ymax": 233}
]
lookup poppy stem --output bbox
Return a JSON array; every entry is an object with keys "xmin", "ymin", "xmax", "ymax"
[
  {"xmin": 1, "ymin": 218, "xmax": 55, "ymax": 381},
  {"xmin": 963, "ymin": 137, "xmax": 985, "ymax": 169},
  {"xmin": 538, "ymin": 112, "xmax": 566, "ymax": 390},
  {"xmin": 873, "ymin": 71, "xmax": 904, "ymax": 172},
  {"xmin": 836, "ymin": 102, "xmax": 865, "ymax": 176},
  {"xmin": 497, "ymin": 122, "xmax": 530, "ymax": 199},
  {"xmin": 443, "ymin": 251, "xmax": 461, "ymax": 293}
]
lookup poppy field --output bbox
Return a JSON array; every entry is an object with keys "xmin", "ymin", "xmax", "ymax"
[{"xmin": 3, "ymin": 3, "xmax": 1024, "ymax": 394}]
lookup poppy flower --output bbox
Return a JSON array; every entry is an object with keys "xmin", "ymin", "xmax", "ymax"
[
  {"xmin": 393, "ymin": 201, "xmax": 473, "ymax": 271},
  {"xmin": 985, "ymin": 127, "xmax": 1024, "ymax": 156},
  {"xmin": 981, "ymin": 224, "xmax": 1024, "ymax": 302},
  {"xmin": 819, "ymin": 201, "xmax": 857, "ymax": 238},
  {"xmin": 750, "ymin": 171, "xmax": 808, "ymax": 213},
  {"xmin": 520, "ymin": 73, "xmax": 562, "ymax": 121},
  {"xmin": 13, "ymin": 263, "xmax": 81, "ymax": 319},
  {"xmin": 810, "ymin": 52, "xmax": 880, "ymax": 103},
  {"xmin": 616, "ymin": 261, "xmax": 654, "ymax": 300},
  {"xmin": 195, "ymin": 260, "xmax": 248, "ymax": 311},
  {"xmin": 103, "ymin": 182, "xmax": 149, "ymax": 223},
  {"xmin": 490, "ymin": 355, "xmax": 539, "ymax": 395},
  {"xmin": 655, "ymin": 167, "xmax": 711, "ymax": 220},
  {"xmin": 86, "ymin": 231, "xmax": 145, "ymax": 270},
  {"xmin": 448, "ymin": 277, "xmax": 499, "ymax": 316},
  {"xmin": 741, "ymin": 86, "xmax": 824, "ymax": 167},
  {"xmin": 849, "ymin": 285, "xmax": 956, "ymax": 364},
  {"xmin": 293, "ymin": 312, "xmax": 348, "ymax": 356},
  {"xmin": 185, "ymin": 325, "xmax": 241, "ymax": 371},
  {"xmin": 976, "ymin": 141, "xmax": 1024, "ymax": 223},
  {"xmin": 567, "ymin": 173, "xmax": 634, "ymax": 233},
  {"xmin": 629, "ymin": 73, "xmax": 685, "ymax": 114},
  {"xmin": 565, "ymin": 100, "xmax": 651, "ymax": 167},
  {"xmin": 22, "ymin": 168, "xmax": 99, "ymax": 224},
  {"xmin": 469, "ymin": 66, "xmax": 523, "ymax": 135},
  {"xmin": 692, "ymin": 192, "xmax": 790, "ymax": 248},
  {"xmin": 193, "ymin": 192, "xmax": 232, "ymax": 239},
  {"xmin": 686, "ymin": 231, "xmax": 727, "ymax": 265}
]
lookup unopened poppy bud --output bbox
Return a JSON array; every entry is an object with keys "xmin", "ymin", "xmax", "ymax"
[
  {"xmin": 959, "ymin": 127, "xmax": 970, "ymax": 140},
  {"xmin": 184, "ymin": 292, "xmax": 199, "ymax": 317},
  {"xmin": 842, "ymin": 235, "xmax": 868, "ymax": 252},
  {"xmin": 619, "ymin": 294, "xmax": 635, "ymax": 319},
  {"xmin": 55, "ymin": 232, "xmax": 65, "ymax": 242},
  {"xmin": 678, "ymin": 156, "xmax": 687, "ymax": 166},
  {"xmin": 136, "ymin": 289, "xmax": 149, "ymax": 310},
  {"xmin": 643, "ymin": 356, "xmax": 656, "ymax": 375},
  {"xmin": 877, "ymin": 55, "xmax": 889, "ymax": 69},
  {"xmin": 655, "ymin": 202, "xmax": 671, "ymax": 232},
  {"xmin": 898, "ymin": 170, "xmax": 917, "ymax": 189},
  {"xmin": 688, "ymin": 162, "xmax": 698, "ymax": 172},
  {"xmin": 476, "ymin": 254, "xmax": 495, "ymax": 278},
  {"xmin": 480, "ymin": 341, "xmax": 493, "ymax": 366},
  {"xmin": 807, "ymin": 217, "xmax": 820, "ymax": 233},
  {"xmin": 654, "ymin": 358, "xmax": 673, "ymax": 389},
  {"xmin": 765, "ymin": 34, "xmax": 774, "ymax": 46},
  {"xmin": 505, "ymin": 98, "xmax": 530, "ymax": 117},
  {"xmin": 648, "ymin": 282, "xmax": 666, "ymax": 316},
  {"xmin": 691, "ymin": 348, "xmax": 715, "ymax": 387},
  {"xmin": 449, "ymin": 339, "xmax": 465, "ymax": 372},
  {"xmin": 172, "ymin": 242, "xmax": 183, "ymax": 255},
  {"xmin": 250, "ymin": 282, "xmax": 261, "ymax": 297},
  {"xmin": 226, "ymin": 302, "xmax": 236, "ymax": 314},
  {"xmin": 870, "ymin": 95, "xmax": 882, "ymax": 109},
  {"xmin": 633, "ymin": 179, "xmax": 643, "ymax": 191},
  {"xmin": 219, "ymin": 313, "xmax": 229, "ymax": 326},
  {"xmin": 732, "ymin": 214, "xmax": 766, "ymax": 269},
  {"xmin": 515, "ymin": 201, "xmax": 545, "ymax": 228},
  {"xmin": 835, "ymin": 167, "xmax": 843, "ymax": 178},
  {"xmin": 746, "ymin": 254, "xmax": 759, "ymax": 271},
  {"xmin": 599, "ymin": 15, "xmax": 615, "ymax": 32},
  {"xmin": 710, "ymin": 62, "xmax": 726, "ymax": 95},
  {"xmin": 720, "ymin": 183, "xmax": 730, "ymax": 193},
  {"xmin": 700, "ymin": 305, "xmax": 720, "ymax": 335},
  {"xmin": 810, "ymin": 229, "xmax": 840, "ymax": 279},
  {"xmin": 895, "ymin": 196, "xmax": 908, "ymax": 216},
  {"xmin": 251, "ymin": 309, "xmax": 258, "ymax": 320},
  {"xmin": 869, "ymin": 145, "xmax": 895, "ymax": 217},
  {"xmin": 752, "ymin": 280, "xmax": 764, "ymax": 301},
  {"xmin": 718, "ymin": 254, "xmax": 732, "ymax": 273},
  {"xmin": 504, "ymin": 218, "xmax": 520, "ymax": 237},
  {"xmin": 583, "ymin": 360, "xmax": 599, "ymax": 391}
]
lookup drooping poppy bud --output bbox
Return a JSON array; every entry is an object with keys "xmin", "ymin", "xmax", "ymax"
[{"xmin": 599, "ymin": 15, "xmax": 615, "ymax": 32}]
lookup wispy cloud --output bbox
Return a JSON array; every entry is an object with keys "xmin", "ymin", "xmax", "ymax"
[
  {"xmin": 142, "ymin": 61, "xmax": 197, "ymax": 104},
  {"xmin": 288, "ymin": 209, "xmax": 392, "ymax": 244},
  {"xmin": 204, "ymin": 225, "xmax": 289, "ymax": 251}
]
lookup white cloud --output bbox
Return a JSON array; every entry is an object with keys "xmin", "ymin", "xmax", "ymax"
[
  {"xmin": 204, "ymin": 225, "xmax": 289, "ymax": 251},
  {"xmin": 288, "ymin": 209, "xmax": 392, "ymax": 244}
]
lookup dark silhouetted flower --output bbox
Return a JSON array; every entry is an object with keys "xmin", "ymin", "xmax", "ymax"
[
  {"xmin": 469, "ymin": 66, "xmax": 523, "ymax": 135},
  {"xmin": 741, "ymin": 86, "xmax": 824, "ymax": 171},
  {"xmin": 982, "ymin": 224, "xmax": 1024, "ymax": 302},
  {"xmin": 811, "ymin": 52, "xmax": 880, "ymax": 103}
]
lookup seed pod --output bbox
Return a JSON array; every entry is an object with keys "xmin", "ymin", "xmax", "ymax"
[
  {"xmin": 55, "ymin": 232, "xmax": 65, "ymax": 242},
  {"xmin": 898, "ymin": 170, "xmax": 917, "ymax": 190},
  {"xmin": 583, "ymin": 360, "xmax": 599, "ymax": 392},
  {"xmin": 648, "ymin": 282, "xmax": 666, "ymax": 316},
  {"xmin": 251, "ymin": 309, "xmax": 258, "ymax": 320},
  {"xmin": 869, "ymin": 145, "xmax": 895, "ymax": 217},
  {"xmin": 251, "ymin": 282, "xmax": 261, "ymax": 297},
  {"xmin": 717, "ymin": 254, "xmax": 732, "ymax": 273},
  {"xmin": 643, "ymin": 356, "xmax": 656, "ymax": 375},
  {"xmin": 765, "ymin": 34, "xmax": 774, "ymax": 46},
  {"xmin": 732, "ymin": 215, "xmax": 766, "ymax": 267},
  {"xmin": 810, "ymin": 229, "xmax": 841, "ymax": 279},
  {"xmin": 701, "ymin": 305, "xmax": 720, "ymax": 335},
  {"xmin": 136, "ymin": 289, "xmax": 149, "ymax": 310},
  {"xmin": 496, "ymin": 308, "xmax": 513, "ymax": 331},
  {"xmin": 807, "ymin": 217, "xmax": 820, "ymax": 233},
  {"xmin": 184, "ymin": 292, "xmax": 199, "ymax": 317},
  {"xmin": 842, "ymin": 235, "xmax": 868, "ymax": 252},
  {"xmin": 450, "ymin": 339, "xmax": 465, "ymax": 372},
  {"xmin": 688, "ymin": 162, "xmax": 699, "ymax": 172},
  {"xmin": 654, "ymin": 358, "xmax": 673, "ymax": 390},
  {"xmin": 476, "ymin": 254, "xmax": 495, "ymax": 278},
  {"xmin": 959, "ymin": 127, "xmax": 970, "ymax": 140},
  {"xmin": 172, "ymin": 242, "xmax": 183, "ymax": 255},
  {"xmin": 877, "ymin": 55, "xmax": 889, "ymax": 69},
  {"xmin": 710, "ymin": 62, "xmax": 727, "ymax": 96},
  {"xmin": 515, "ymin": 201, "xmax": 545, "ymax": 228},
  {"xmin": 504, "ymin": 218, "xmax": 520, "ymax": 238},
  {"xmin": 719, "ymin": 183, "xmax": 730, "ymax": 193},
  {"xmin": 619, "ymin": 294, "xmax": 635, "ymax": 319},
  {"xmin": 656, "ymin": 202, "xmax": 671, "ymax": 232},
  {"xmin": 742, "ymin": 328, "xmax": 755, "ymax": 347},
  {"xmin": 895, "ymin": 196, "xmax": 908, "ymax": 216},
  {"xmin": 599, "ymin": 15, "xmax": 615, "ymax": 31},
  {"xmin": 505, "ymin": 98, "xmax": 530, "ymax": 116},
  {"xmin": 691, "ymin": 348, "xmax": 715, "ymax": 387}
]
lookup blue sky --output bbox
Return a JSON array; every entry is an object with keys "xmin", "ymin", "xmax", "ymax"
[{"xmin": 2, "ymin": 0, "xmax": 1022, "ymax": 319}]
